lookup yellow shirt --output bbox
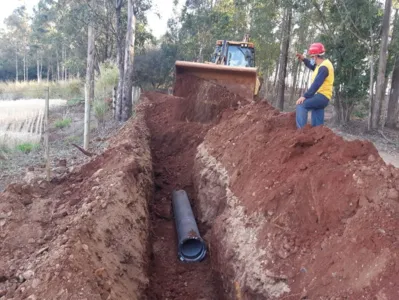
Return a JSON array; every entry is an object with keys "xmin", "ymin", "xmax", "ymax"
[{"xmin": 311, "ymin": 59, "xmax": 335, "ymax": 100}]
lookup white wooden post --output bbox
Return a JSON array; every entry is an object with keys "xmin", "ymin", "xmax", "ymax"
[
  {"xmin": 44, "ymin": 87, "xmax": 50, "ymax": 181},
  {"xmin": 84, "ymin": 84, "xmax": 91, "ymax": 150}
]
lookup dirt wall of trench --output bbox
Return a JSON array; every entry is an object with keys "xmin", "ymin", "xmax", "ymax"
[
  {"xmin": 0, "ymin": 103, "xmax": 153, "ymax": 300},
  {"xmin": 193, "ymin": 101, "xmax": 399, "ymax": 299}
]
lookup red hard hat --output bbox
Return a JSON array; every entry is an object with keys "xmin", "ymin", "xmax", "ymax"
[{"xmin": 308, "ymin": 43, "xmax": 325, "ymax": 56}]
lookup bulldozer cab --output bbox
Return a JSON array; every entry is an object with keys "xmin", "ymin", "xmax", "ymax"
[
  {"xmin": 211, "ymin": 40, "xmax": 256, "ymax": 68},
  {"xmin": 174, "ymin": 39, "xmax": 260, "ymax": 100}
]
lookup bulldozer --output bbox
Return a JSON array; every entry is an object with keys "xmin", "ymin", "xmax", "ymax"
[{"xmin": 174, "ymin": 35, "xmax": 261, "ymax": 101}]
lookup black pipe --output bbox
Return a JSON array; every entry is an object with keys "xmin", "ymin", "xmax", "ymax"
[{"xmin": 172, "ymin": 190, "xmax": 207, "ymax": 262}]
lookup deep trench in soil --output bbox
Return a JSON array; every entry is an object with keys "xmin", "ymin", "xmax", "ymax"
[{"xmin": 145, "ymin": 92, "xmax": 221, "ymax": 299}]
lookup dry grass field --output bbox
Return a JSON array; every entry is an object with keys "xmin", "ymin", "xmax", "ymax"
[{"xmin": 0, "ymin": 99, "xmax": 67, "ymax": 149}]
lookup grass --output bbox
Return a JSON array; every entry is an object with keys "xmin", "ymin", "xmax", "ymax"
[
  {"xmin": 67, "ymin": 98, "xmax": 84, "ymax": 106},
  {"xmin": 55, "ymin": 118, "xmax": 72, "ymax": 129},
  {"xmin": 0, "ymin": 80, "xmax": 84, "ymax": 101},
  {"xmin": 0, "ymin": 99, "xmax": 67, "ymax": 149},
  {"xmin": 93, "ymin": 99, "xmax": 109, "ymax": 124},
  {"xmin": 16, "ymin": 142, "xmax": 40, "ymax": 154},
  {"xmin": 95, "ymin": 63, "xmax": 118, "ymax": 100},
  {"xmin": 65, "ymin": 135, "xmax": 81, "ymax": 144}
]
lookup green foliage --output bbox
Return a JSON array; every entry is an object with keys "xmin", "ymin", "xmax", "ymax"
[
  {"xmin": 16, "ymin": 142, "xmax": 40, "ymax": 154},
  {"xmin": 0, "ymin": 0, "xmax": 154, "ymax": 82},
  {"xmin": 133, "ymin": 45, "xmax": 177, "ymax": 89},
  {"xmin": 93, "ymin": 100, "xmax": 109, "ymax": 124},
  {"xmin": 54, "ymin": 118, "xmax": 72, "ymax": 129},
  {"xmin": 95, "ymin": 63, "xmax": 118, "ymax": 100},
  {"xmin": 319, "ymin": 0, "xmax": 382, "ymax": 113}
]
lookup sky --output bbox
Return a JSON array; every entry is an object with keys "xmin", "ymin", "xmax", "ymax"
[
  {"xmin": 0, "ymin": 0, "xmax": 38, "ymax": 26},
  {"xmin": 0, "ymin": 0, "xmax": 182, "ymax": 38}
]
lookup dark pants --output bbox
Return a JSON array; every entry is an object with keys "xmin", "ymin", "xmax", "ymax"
[{"xmin": 296, "ymin": 94, "xmax": 329, "ymax": 128}]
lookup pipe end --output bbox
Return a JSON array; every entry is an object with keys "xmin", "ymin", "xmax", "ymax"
[{"xmin": 178, "ymin": 237, "xmax": 207, "ymax": 262}]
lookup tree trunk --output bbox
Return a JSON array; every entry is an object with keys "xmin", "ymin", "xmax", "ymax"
[
  {"xmin": 294, "ymin": 65, "xmax": 302, "ymax": 96},
  {"xmin": 299, "ymin": 69, "xmax": 306, "ymax": 95},
  {"xmin": 368, "ymin": 33, "xmax": 375, "ymax": 131},
  {"xmin": 56, "ymin": 50, "xmax": 60, "ymax": 81},
  {"xmin": 115, "ymin": 0, "xmax": 124, "ymax": 121},
  {"xmin": 383, "ymin": 9, "xmax": 399, "ymax": 129},
  {"xmin": 121, "ymin": 0, "xmax": 136, "ymax": 122},
  {"xmin": 15, "ymin": 52, "xmax": 18, "ymax": 82},
  {"xmin": 40, "ymin": 56, "xmax": 43, "ymax": 81},
  {"xmin": 386, "ymin": 56, "xmax": 399, "ymax": 128},
  {"xmin": 371, "ymin": 0, "xmax": 392, "ymax": 129},
  {"xmin": 276, "ymin": 7, "xmax": 292, "ymax": 111},
  {"xmin": 23, "ymin": 52, "xmax": 26, "ymax": 82},
  {"xmin": 273, "ymin": 56, "xmax": 280, "ymax": 90},
  {"xmin": 289, "ymin": 59, "xmax": 300, "ymax": 105},
  {"xmin": 26, "ymin": 56, "xmax": 29, "ymax": 81},
  {"xmin": 379, "ymin": 75, "xmax": 390, "ymax": 127},
  {"xmin": 47, "ymin": 64, "xmax": 50, "ymax": 82},
  {"xmin": 37, "ymin": 54, "xmax": 40, "ymax": 83},
  {"xmin": 273, "ymin": 15, "xmax": 285, "ymax": 90},
  {"xmin": 62, "ymin": 46, "xmax": 65, "ymax": 81}
]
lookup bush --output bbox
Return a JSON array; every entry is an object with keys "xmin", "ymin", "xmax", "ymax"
[
  {"xmin": 95, "ymin": 63, "xmax": 118, "ymax": 100},
  {"xmin": 54, "ymin": 118, "xmax": 72, "ymax": 129},
  {"xmin": 16, "ymin": 142, "xmax": 40, "ymax": 154},
  {"xmin": 93, "ymin": 100, "xmax": 109, "ymax": 124}
]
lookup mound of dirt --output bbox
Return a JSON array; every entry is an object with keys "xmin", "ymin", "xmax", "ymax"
[
  {"xmin": 0, "ymin": 104, "xmax": 153, "ymax": 300},
  {"xmin": 193, "ymin": 101, "xmax": 399, "ymax": 299},
  {"xmin": 2, "ymin": 78, "xmax": 398, "ymax": 300},
  {"xmin": 174, "ymin": 75, "xmax": 249, "ymax": 123}
]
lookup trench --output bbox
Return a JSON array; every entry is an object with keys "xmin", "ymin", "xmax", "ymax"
[{"xmin": 144, "ymin": 92, "xmax": 222, "ymax": 299}]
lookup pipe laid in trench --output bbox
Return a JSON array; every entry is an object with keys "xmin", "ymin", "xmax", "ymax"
[{"xmin": 172, "ymin": 190, "xmax": 207, "ymax": 262}]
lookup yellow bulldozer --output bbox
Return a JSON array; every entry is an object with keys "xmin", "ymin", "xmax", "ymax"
[{"xmin": 174, "ymin": 35, "xmax": 261, "ymax": 101}]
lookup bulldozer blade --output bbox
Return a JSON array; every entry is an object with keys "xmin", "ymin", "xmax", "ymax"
[{"xmin": 174, "ymin": 61, "xmax": 258, "ymax": 100}]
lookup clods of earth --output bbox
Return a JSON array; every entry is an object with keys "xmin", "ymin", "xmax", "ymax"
[{"xmin": 1, "ymin": 76, "xmax": 399, "ymax": 299}]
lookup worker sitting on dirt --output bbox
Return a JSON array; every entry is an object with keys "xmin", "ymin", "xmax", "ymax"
[{"xmin": 295, "ymin": 43, "xmax": 335, "ymax": 129}]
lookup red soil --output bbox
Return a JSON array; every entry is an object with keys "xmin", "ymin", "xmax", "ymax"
[
  {"xmin": 144, "ymin": 91, "xmax": 220, "ymax": 299},
  {"xmin": 201, "ymin": 100, "xmax": 399, "ymax": 299}
]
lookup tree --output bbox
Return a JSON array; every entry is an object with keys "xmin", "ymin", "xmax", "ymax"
[
  {"xmin": 276, "ymin": 6, "xmax": 292, "ymax": 111},
  {"xmin": 387, "ymin": 9, "xmax": 399, "ymax": 128},
  {"xmin": 121, "ymin": 0, "xmax": 136, "ymax": 122},
  {"xmin": 372, "ymin": 0, "xmax": 392, "ymax": 129}
]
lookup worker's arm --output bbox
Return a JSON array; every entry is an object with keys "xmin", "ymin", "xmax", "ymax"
[
  {"xmin": 303, "ymin": 58, "xmax": 316, "ymax": 71},
  {"xmin": 304, "ymin": 66, "xmax": 329, "ymax": 98}
]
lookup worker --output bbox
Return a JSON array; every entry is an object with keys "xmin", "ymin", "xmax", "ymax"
[{"xmin": 295, "ymin": 43, "xmax": 334, "ymax": 129}]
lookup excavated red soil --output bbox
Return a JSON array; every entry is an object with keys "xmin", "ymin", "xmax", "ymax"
[
  {"xmin": 143, "ymin": 91, "xmax": 221, "ymax": 299},
  {"xmin": 0, "ymin": 107, "xmax": 153, "ymax": 300},
  {"xmin": 174, "ymin": 74, "xmax": 249, "ymax": 123},
  {"xmin": 194, "ymin": 100, "xmax": 399, "ymax": 299},
  {"xmin": 2, "ymin": 73, "xmax": 399, "ymax": 300}
]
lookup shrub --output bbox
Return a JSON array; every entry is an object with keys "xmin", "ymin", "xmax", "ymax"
[
  {"xmin": 95, "ymin": 63, "xmax": 118, "ymax": 100},
  {"xmin": 54, "ymin": 118, "xmax": 72, "ymax": 129},
  {"xmin": 93, "ymin": 100, "xmax": 109, "ymax": 124},
  {"xmin": 16, "ymin": 142, "xmax": 40, "ymax": 154}
]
